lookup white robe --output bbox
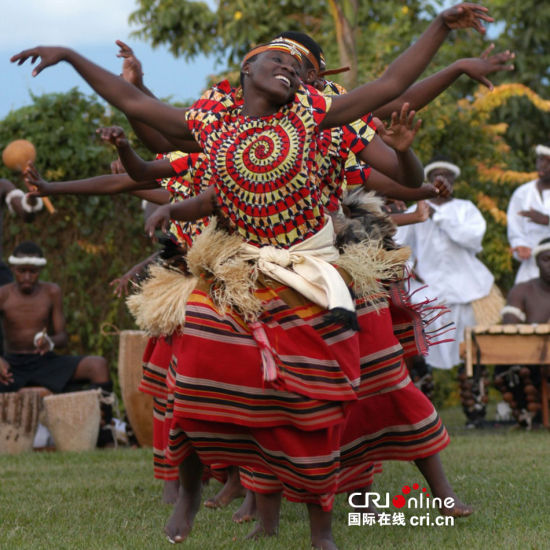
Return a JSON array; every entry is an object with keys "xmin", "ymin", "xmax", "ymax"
[
  {"xmin": 396, "ymin": 199, "xmax": 494, "ymax": 369},
  {"xmin": 507, "ymin": 180, "xmax": 550, "ymax": 284}
]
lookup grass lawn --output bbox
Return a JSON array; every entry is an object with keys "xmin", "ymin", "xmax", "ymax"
[{"xmin": 0, "ymin": 406, "xmax": 548, "ymax": 550}]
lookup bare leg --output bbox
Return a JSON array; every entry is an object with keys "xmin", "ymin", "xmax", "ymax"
[
  {"xmin": 204, "ymin": 466, "xmax": 245, "ymax": 508},
  {"xmin": 415, "ymin": 454, "xmax": 473, "ymax": 517},
  {"xmin": 165, "ymin": 451, "xmax": 203, "ymax": 543},
  {"xmin": 245, "ymin": 491, "xmax": 281, "ymax": 539},
  {"xmin": 307, "ymin": 503, "xmax": 338, "ymax": 550},
  {"xmin": 233, "ymin": 489, "xmax": 257, "ymax": 523},
  {"xmin": 163, "ymin": 479, "xmax": 180, "ymax": 505},
  {"xmin": 72, "ymin": 356, "xmax": 110, "ymax": 384}
]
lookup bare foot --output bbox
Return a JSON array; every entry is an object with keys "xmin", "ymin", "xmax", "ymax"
[
  {"xmin": 245, "ymin": 523, "xmax": 277, "ymax": 540},
  {"xmin": 244, "ymin": 492, "xmax": 281, "ymax": 539},
  {"xmin": 311, "ymin": 535, "xmax": 339, "ymax": 550},
  {"xmin": 164, "ymin": 484, "xmax": 202, "ymax": 543},
  {"xmin": 233, "ymin": 490, "xmax": 257, "ymax": 523},
  {"xmin": 204, "ymin": 466, "xmax": 245, "ymax": 509},
  {"xmin": 440, "ymin": 501, "xmax": 474, "ymax": 518},
  {"xmin": 163, "ymin": 479, "xmax": 180, "ymax": 505}
]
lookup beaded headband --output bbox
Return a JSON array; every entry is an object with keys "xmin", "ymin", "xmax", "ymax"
[{"xmin": 8, "ymin": 255, "xmax": 46, "ymax": 266}]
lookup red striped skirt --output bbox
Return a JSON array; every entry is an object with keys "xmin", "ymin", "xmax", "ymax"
[{"xmin": 139, "ymin": 336, "xmax": 179, "ymax": 481}]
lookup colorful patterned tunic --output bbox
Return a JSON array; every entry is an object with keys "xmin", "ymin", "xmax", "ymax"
[
  {"xmin": 315, "ymin": 79, "xmax": 377, "ymax": 211},
  {"xmin": 185, "ymin": 80, "xmax": 330, "ymax": 248}
]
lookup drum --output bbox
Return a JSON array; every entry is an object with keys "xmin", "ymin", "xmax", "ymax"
[
  {"xmin": 43, "ymin": 389, "xmax": 100, "ymax": 451},
  {"xmin": 118, "ymin": 330, "xmax": 153, "ymax": 447},
  {"xmin": 471, "ymin": 284, "xmax": 506, "ymax": 326},
  {"xmin": 0, "ymin": 390, "xmax": 42, "ymax": 454}
]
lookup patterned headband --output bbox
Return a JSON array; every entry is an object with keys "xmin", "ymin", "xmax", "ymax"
[{"xmin": 242, "ymin": 38, "xmax": 305, "ymax": 67}]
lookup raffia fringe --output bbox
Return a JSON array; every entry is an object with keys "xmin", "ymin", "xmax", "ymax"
[
  {"xmin": 337, "ymin": 242, "xmax": 410, "ymax": 303},
  {"xmin": 127, "ymin": 219, "xmax": 412, "ymax": 333},
  {"xmin": 126, "ymin": 263, "xmax": 197, "ymax": 336},
  {"xmin": 186, "ymin": 218, "xmax": 263, "ymax": 322}
]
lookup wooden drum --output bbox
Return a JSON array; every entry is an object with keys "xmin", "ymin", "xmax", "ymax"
[
  {"xmin": 118, "ymin": 330, "xmax": 153, "ymax": 447},
  {"xmin": 0, "ymin": 390, "xmax": 42, "ymax": 454},
  {"xmin": 43, "ymin": 389, "xmax": 100, "ymax": 451}
]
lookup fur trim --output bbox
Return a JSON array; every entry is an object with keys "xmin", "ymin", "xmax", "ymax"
[
  {"xmin": 332, "ymin": 189, "xmax": 398, "ymax": 250},
  {"xmin": 126, "ymin": 263, "xmax": 197, "ymax": 336},
  {"xmin": 186, "ymin": 219, "xmax": 263, "ymax": 321}
]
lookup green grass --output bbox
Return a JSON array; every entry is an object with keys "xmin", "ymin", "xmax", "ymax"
[{"xmin": 0, "ymin": 407, "xmax": 548, "ymax": 550}]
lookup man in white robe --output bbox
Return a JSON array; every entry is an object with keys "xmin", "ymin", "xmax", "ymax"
[
  {"xmin": 507, "ymin": 144, "xmax": 550, "ymax": 284},
  {"xmin": 396, "ymin": 159, "xmax": 494, "ymax": 371}
]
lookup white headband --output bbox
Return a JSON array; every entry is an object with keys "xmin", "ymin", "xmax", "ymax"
[
  {"xmin": 8, "ymin": 255, "xmax": 47, "ymax": 266},
  {"xmin": 424, "ymin": 161, "xmax": 461, "ymax": 180},
  {"xmin": 532, "ymin": 242, "xmax": 550, "ymax": 259},
  {"xmin": 535, "ymin": 145, "xmax": 550, "ymax": 158}
]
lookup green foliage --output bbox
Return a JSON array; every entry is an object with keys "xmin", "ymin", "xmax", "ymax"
[{"xmin": 0, "ymin": 89, "xmax": 155, "ymax": 381}]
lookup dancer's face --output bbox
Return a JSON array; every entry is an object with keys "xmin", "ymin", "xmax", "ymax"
[
  {"xmin": 13, "ymin": 264, "xmax": 41, "ymax": 294},
  {"xmin": 245, "ymin": 50, "xmax": 301, "ymax": 105}
]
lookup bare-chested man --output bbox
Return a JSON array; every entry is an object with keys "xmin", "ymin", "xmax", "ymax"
[
  {"xmin": 0, "ymin": 241, "xmax": 114, "ymax": 445},
  {"xmin": 495, "ymin": 237, "xmax": 550, "ymax": 427}
]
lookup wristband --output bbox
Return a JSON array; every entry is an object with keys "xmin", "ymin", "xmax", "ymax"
[
  {"xmin": 5, "ymin": 189, "xmax": 24, "ymax": 214},
  {"xmin": 21, "ymin": 194, "xmax": 44, "ymax": 213},
  {"xmin": 33, "ymin": 331, "xmax": 55, "ymax": 351}
]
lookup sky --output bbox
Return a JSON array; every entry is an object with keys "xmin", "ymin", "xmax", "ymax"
[{"xmin": 0, "ymin": 0, "xmax": 219, "ymax": 119}]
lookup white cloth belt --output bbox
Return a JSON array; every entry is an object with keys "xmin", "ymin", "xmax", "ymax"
[{"xmin": 240, "ymin": 217, "xmax": 355, "ymax": 313}]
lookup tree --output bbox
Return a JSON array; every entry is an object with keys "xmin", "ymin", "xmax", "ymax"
[{"xmin": 0, "ymin": 89, "xmax": 155, "ymax": 383}]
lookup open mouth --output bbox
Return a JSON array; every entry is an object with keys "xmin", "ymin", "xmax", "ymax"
[{"xmin": 274, "ymin": 75, "xmax": 291, "ymax": 88}]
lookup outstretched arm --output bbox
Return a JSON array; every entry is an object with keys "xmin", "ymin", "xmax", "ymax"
[
  {"xmin": 145, "ymin": 186, "xmax": 216, "ymax": 238},
  {"xmin": 115, "ymin": 40, "xmax": 201, "ymax": 154},
  {"xmin": 11, "ymin": 47, "xmax": 192, "ymax": 140},
  {"xmin": 97, "ymin": 126, "xmax": 177, "ymax": 181},
  {"xmin": 374, "ymin": 45, "xmax": 515, "ymax": 120},
  {"xmin": 24, "ymin": 162, "xmax": 158, "ymax": 196},
  {"xmin": 322, "ymin": 3, "xmax": 493, "ymax": 128}
]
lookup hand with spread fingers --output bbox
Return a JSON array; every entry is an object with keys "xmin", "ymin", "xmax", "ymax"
[
  {"xmin": 10, "ymin": 46, "xmax": 69, "ymax": 77},
  {"xmin": 374, "ymin": 102, "xmax": 422, "ymax": 153},
  {"xmin": 441, "ymin": 3, "xmax": 494, "ymax": 34},
  {"xmin": 116, "ymin": 40, "xmax": 144, "ymax": 88}
]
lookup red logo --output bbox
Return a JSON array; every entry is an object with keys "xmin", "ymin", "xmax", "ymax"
[{"xmin": 392, "ymin": 483, "xmax": 430, "ymax": 509}]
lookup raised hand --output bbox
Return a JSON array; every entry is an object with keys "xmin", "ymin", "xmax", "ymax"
[
  {"xmin": 110, "ymin": 272, "xmax": 135, "ymax": 298},
  {"xmin": 461, "ymin": 44, "xmax": 515, "ymax": 90},
  {"xmin": 432, "ymin": 175, "xmax": 453, "ymax": 198},
  {"xmin": 441, "ymin": 3, "xmax": 494, "ymax": 35},
  {"xmin": 10, "ymin": 46, "xmax": 69, "ymax": 77},
  {"xmin": 96, "ymin": 126, "xmax": 129, "ymax": 148},
  {"xmin": 374, "ymin": 103, "xmax": 422, "ymax": 152},
  {"xmin": 414, "ymin": 200, "xmax": 431, "ymax": 222},
  {"xmin": 116, "ymin": 40, "xmax": 144, "ymax": 88},
  {"xmin": 23, "ymin": 162, "xmax": 52, "ymax": 196},
  {"xmin": 144, "ymin": 203, "xmax": 172, "ymax": 239}
]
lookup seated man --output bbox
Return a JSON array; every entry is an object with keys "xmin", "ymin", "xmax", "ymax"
[
  {"xmin": 0, "ymin": 241, "xmax": 114, "ymax": 445},
  {"xmin": 496, "ymin": 237, "xmax": 550, "ymax": 427}
]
